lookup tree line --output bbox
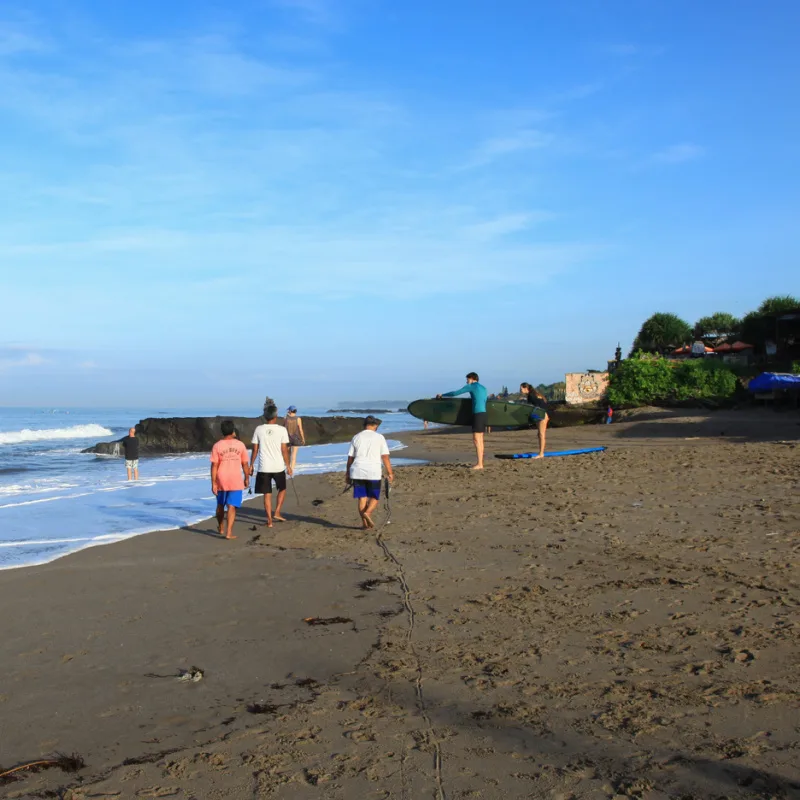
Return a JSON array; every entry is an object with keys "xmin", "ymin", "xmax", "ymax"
[{"xmin": 631, "ymin": 295, "xmax": 799, "ymax": 354}]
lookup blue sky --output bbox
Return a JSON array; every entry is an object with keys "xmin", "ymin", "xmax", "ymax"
[{"xmin": 1, "ymin": 0, "xmax": 798, "ymax": 407}]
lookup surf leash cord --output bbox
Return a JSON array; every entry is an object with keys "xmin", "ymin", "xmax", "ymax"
[{"xmin": 372, "ymin": 480, "xmax": 445, "ymax": 800}]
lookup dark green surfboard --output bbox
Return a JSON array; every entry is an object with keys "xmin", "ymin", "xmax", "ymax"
[{"xmin": 407, "ymin": 398, "xmax": 545, "ymax": 427}]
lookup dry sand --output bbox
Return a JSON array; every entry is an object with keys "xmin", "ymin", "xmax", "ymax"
[{"xmin": 1, "ymin": 408, "xmax": 798, "ymax": 799}]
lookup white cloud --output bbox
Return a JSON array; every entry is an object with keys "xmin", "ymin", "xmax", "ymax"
[
  {"xmin": 460, "ymin": 129, "xmax": 552, "ymax": 170},
  {"xmin": 272, "ymin": 0, "xmax": 337, "ymax": 26},
  {"xmin": 602, "ymin": 43, "xmax": 666, "ymax": 58},
  {"xmin": 0, "ymin": 21, "xmax": 49, "ymax": 56},
  {"xmin": 0, "ymin": 347, "xmax": 47, "ymax": 370},
  {"xmin": 652, "ymin": 143, "xmax": 705, "ymax": 164},
  {"xmin": 465, "ymin": 212, "xmax": 554, "ymax": 241}
]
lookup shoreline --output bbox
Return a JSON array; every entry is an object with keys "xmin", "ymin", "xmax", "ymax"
[
  {"xmin": 0, "ymin": 435, "xmax": 418, "ymax": 573},
  {"xmin": 1, "ymin": 408, "xmax": 798, "ymax": 798}
]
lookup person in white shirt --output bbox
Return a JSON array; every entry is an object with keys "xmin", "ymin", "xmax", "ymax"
[
  {"xmin": 249, "ymin": 405, "xmax": 292, "ymax": 527},
  {"xmin": 345, "ymin": 415, "xmax": 394, "ymax": 530}
]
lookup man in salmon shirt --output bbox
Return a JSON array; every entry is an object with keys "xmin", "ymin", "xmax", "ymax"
[{"xmin": 210, "ymin": 420, "xmax": 250, "ymax": 539}]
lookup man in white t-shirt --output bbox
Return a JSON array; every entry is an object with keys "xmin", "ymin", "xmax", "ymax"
[
  {"xmin": 346, "ymin": 415, "xmax": 394, "ymax": 530},
  {"xmin": 249, "ymin": 405, "xmax": 292, "ymax": 527}
]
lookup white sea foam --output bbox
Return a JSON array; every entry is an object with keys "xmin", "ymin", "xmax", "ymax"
[{"xmin": 0, "ymin": 424, "xmax": 114, "ymax": 446}]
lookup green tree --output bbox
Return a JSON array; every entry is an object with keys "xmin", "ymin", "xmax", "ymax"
[
  {"xmin": 693, "ymin": 312, "xmax": 740, "ymax": 342},
  {"xmin": 631, "ymin": 313, "xmax": 693, "ymax": 354},
  {"xmin": 740, "ymin": 295, "xmax": 800, "ymax": 350},
  {"xmin": 757, "ymin": 295, "xmax": 800, "ymax": 316}
]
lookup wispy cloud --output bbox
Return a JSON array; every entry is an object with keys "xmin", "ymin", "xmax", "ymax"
[
  {"xmin": 602, "ymin": 43, "xmax": 666, "ymax": 58},
  {"xmin": 272, "ymin": 0, "xmax": 337, "ymax": 27},
  {"xmin": 460, "ymin": 129, "xmax": 552, "ymax": 170},
  {"xmin": 0, "ymin": 20, "xmax": 49, "ymax": 56},
  {"xmin": 465, "ymin": 212, "xmax": 554, "ymax": 241},
  {"xmin": 0, "ymin": 346, "xmax": 47, "ymax": 370},
  {"xmin": 652, "ymin": 143, "xmax": 705, "ymax": 164}
]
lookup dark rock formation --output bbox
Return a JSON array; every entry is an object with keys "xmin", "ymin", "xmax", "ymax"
[
  {"xmin": 547, "ymin": 405, "xmax": 604, "ymax": 427},
  {"xmin": 83, "ymin": 416, "xmax": 365, "ymax": 456}
]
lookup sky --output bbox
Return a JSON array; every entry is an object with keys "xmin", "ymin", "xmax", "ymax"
[{"xmin": 1, "ymin": 0, "xmax": 798, "ymax": 407}]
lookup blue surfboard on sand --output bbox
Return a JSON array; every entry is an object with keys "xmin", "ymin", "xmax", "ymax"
[{"xmin": 495, "ymin": 447, "xmax": 606, "ymax": 460}]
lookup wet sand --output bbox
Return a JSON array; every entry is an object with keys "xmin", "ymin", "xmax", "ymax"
[{"xmin": 1, "ymin": 408, "xmax": 798, "ymax": 799}]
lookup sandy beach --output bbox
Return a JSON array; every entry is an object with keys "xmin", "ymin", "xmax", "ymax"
[{"xmin": 1, "ymin": 409, "xmax": 798, "ymax": 799}]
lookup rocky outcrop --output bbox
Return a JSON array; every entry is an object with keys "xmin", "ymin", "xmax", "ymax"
[
  {"xmin": 548, "ymin": 405, "xmax": 605, "ymax": 427},
  {"xmin": 83, "ymin": 416, "xmax": 365, "ymax": 456}
]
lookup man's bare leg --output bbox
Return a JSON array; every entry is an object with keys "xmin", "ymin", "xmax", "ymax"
[
  {"xmin": 126, "ymin": 467, "xmax": 132, "ymax": 481},
  {"xmin": 472, "ymin": 432, "xmax": 485, "ymax": 469},
  {"xmin": 133, "ymin": 466, "xmax": 139, "ymax": 481},
  {"xmin": 216, "ymin": 504, "xmax": 225, "ymax": 535},
  {"xmin": 357, "ymin": 497, "xmax": 369, "ymax": 527},
  {"xmin": 290, "ymin": 447, "xmax": 298, "ymax": 471},
  {"xmin": 263, "ymin": 492, "xmax": 273, "ymax": 527},
  {"xmin": 274, "ymin": 489, "xmax": 287, "ymax": 521},
  {"xmin": 225, "ymin": 506, "xmax": 237, "ymax": 539},
  {"xmin": 362, "ymin": 497, "xmax": 379, "ymax": 529}
]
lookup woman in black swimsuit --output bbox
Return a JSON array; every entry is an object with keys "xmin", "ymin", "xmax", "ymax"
[{"xmin": 519, "ymin": 382, "xmax": 549, "ymax": 458}]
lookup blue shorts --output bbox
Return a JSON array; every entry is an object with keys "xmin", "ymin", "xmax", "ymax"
[
  {"xmin": 216, "ymin": 490, "xmax": 243, "ymax": 508},
  {"xmin": 352, "ymin": 479, "xmax": 381, "ymax": 500}
]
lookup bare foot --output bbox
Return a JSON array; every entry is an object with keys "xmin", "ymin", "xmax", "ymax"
[
  {"xmin": 265, "ymin": 519, "xmax": 273, "ymax": 528},
  {"xmin": 217, "ymin": 527, "xmax": 224, "ymax": 536},
  {"xmin": 274, "ymin": 514, "xmax": 287, "ymax": 522},
  {"xmin": 471, "ymin": 464, "xmax": 484, "ymax": 470},
  {"xmin": 532, "ymin": 454, "xmax": 544, "ymax": 460},
  {"xmin": 224, "ymin": 534, "xmax": 237, "ymax": 540},
  {"xmin": 362, "ymin": 514, "xmax": 375, "ymax": 529}
]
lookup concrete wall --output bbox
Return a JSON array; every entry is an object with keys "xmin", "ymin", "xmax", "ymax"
[{"xmin": 565, "ymin": 371, "xmax": 609, "ymax": 405}]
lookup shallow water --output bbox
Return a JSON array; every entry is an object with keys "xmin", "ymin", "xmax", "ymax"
[{"xmin": 0, "ymin": 406, "xmax": 422, "ymax": 569}]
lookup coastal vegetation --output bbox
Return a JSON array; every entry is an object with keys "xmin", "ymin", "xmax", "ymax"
[
  {"xmin": 608, "ymin": 353, "xmax": 739, "ymax": 408},
  {"xmin": 631, "ymin": 294, "xmax": 799, "ymax": 354}
]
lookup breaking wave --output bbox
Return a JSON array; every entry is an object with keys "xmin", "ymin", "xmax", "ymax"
[{"xmin": 0, "ymin": 424, "xmax": 114, "ymax": 446}]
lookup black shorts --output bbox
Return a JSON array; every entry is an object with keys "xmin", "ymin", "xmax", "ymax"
[
  {"xmin": 472, "ymin": 412, "xmax": 488, "ymax": 433},
  {"xmin": 255, "ymin": 471, "xmax": 287, "ymax": 493}
]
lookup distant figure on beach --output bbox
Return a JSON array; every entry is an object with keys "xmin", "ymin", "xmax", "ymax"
[
  {"xmin": 346, "ymin": 415, "xmax": 394, "ymax": 529},
  {"xmin": 250, "ymin": 405, "xmax": 292, "ymax": 527},
  {"xmin": 423, "ymin": 419, "xmax": 429, "ymax": 430},
  {"xmin": 122, "ymin": 427, "xmax": 139, "ymax": 481},
  {"xmin": 210, "ymin": 420, "xmax": 250, "ymax": 539},
  {"xmin": 437, "ymin": 372, "xmax": 487, "ymax": 469},
  {"xmin": 285, "ymin": 406, "xmax": 306, "ymax": 472},
  {"xmin": 606, "ymin": 405, "xmax": 614, "ymax": 425},
  {"xmin": 519, "ymin": 382, "xmax": 550, "ymax": 459}
]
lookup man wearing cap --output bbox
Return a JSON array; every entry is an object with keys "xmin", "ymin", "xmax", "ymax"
[
  {"xmin": 345, "ymin": 415, "xmax": 394, "ymax": 529},
  {"xmin": 249, "ymin": 405, "xmax": 292, "ymax": 527}
]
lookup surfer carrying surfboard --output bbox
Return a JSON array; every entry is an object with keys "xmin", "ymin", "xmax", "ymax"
[
  {"xmin": 437, "ymin": 372, "xmax": 487, "ymax": 470},
  {"xmin": 519, "ymin": 382, "xmax": 549, "ymax": 458}
]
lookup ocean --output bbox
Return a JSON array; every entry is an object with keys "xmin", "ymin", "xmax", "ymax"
[{"xmin": 0, "ymin": 406, "xmax": 423, "ymax": 570}]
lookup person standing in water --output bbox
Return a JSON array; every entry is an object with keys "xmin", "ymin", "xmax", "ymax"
[
  {"xmin": 285, "ymin": 406, "xmax": 306, "ymax": 472},
  {"xmin": 122, "ymin": 427, "xmax": 139, "ymax": 481},
  {"xmin": 519, "ymin": 382, "xmax": 549, "ymax": 459},
  {"xmin": 437, "ymin": 372, "xmax": 487, "ymax": 469}
]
